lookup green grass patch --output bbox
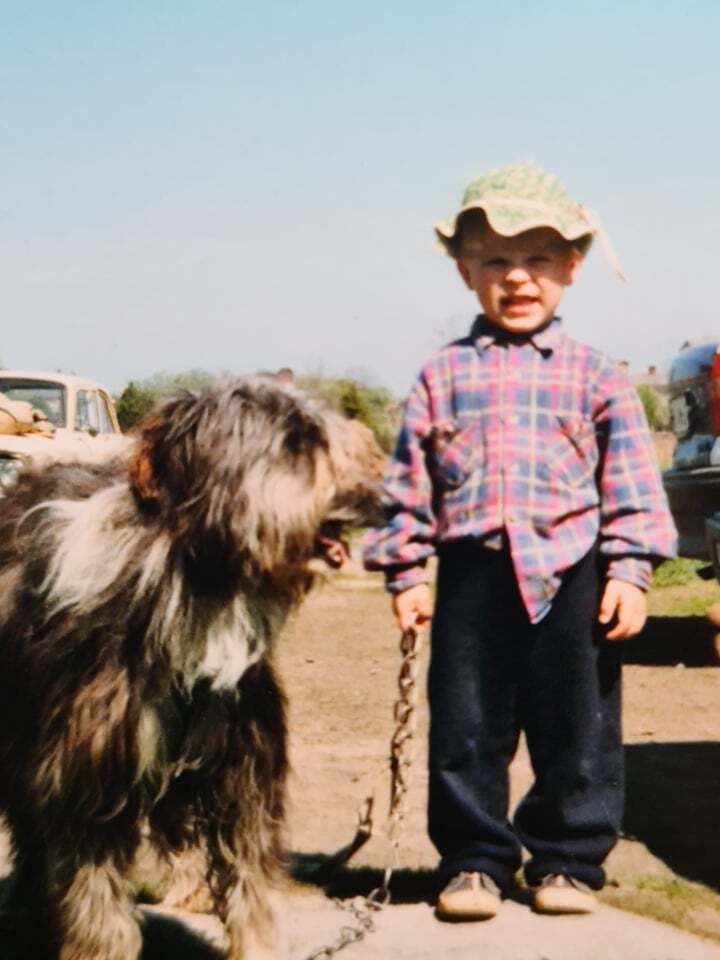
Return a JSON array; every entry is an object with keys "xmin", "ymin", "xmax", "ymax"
[
  {"xmin": 601, "ymin": 874, "xmax": 720, "ymax": 942},
  {"xmin": 651, "ymin": 558, "xmax": 709, "ymax": 589},
  {"xmin": 648, "ymin": 577, "xmax": 720, "ymax": 617}
]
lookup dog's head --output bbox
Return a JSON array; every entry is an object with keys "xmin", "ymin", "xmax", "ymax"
[{"xmin": 128, "ymin": 378, "xmax": 384, "ymax": 586}]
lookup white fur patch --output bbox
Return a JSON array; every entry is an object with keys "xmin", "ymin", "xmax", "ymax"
[
  {"xmin": 194, "ymin": 598, "xmax": 264, "ymax": 692},
  {"xmin": 37, "ymin": 485, "xmax": 169, "ymax": 618},
  {"xmin": 136, "ymin": 707, "xmax": 161, "ymax": 781}
]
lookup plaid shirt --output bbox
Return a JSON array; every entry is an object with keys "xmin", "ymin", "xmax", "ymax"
[{"xmin": 364, "ymin": 316, "xmax": 677, "ymax": 623}]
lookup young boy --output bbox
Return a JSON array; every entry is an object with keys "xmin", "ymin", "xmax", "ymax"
[{"xmin": 363, "ymin": 163, "xmax": 677, "ymax": 920}]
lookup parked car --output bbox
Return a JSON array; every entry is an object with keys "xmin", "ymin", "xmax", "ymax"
[
  {"xmin": 662, "ymin": 340, "xmax": 720, "ymax": 573},
  {"xmin": 0, "ymin": 370, "xmax": 129, "ymax": 492}
]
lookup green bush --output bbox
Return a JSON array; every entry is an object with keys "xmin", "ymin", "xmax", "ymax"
[
  {"xmin": 651, "ymin": 557, "xmax": 708, "ymax": 588},
  {"xmin": 637, "ymin": 384, "xmax": 669, "ymax": 431},
  {"xmin": 116, "ymin": 368, "xmax": 400, "ymax": 451},
  {"xmin": 299, "ymin": 375, "xmax": 399, "ymax": 452},
  {"xmin": 115, "ymin": 382, "xmax": 157, "ymax": 430},
  {"xmin": 115, "ymin": 369, "xmax": 216, "ymax": 430}
]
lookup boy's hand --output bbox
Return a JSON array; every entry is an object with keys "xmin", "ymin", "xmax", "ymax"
[
  {"xmin": 392, "ymin": 583, "xmax": 432, "ymax": 634},
  {"xmin": 599, "ymin": 579, "xmax": 647, "ymax": 640}
]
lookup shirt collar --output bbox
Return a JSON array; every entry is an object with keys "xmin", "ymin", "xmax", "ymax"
[{"xmin": 471, "ymin": 314, "xmax": 563, "ymax": 355}]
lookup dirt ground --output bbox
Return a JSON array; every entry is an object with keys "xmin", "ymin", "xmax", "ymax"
[
  {"xmin": 280, "ymin": 559, "xmax": 720, "ymax": 939},
  {"xmin": 2, "ymin": 551, "xmax": 718, "ymax": 955}
]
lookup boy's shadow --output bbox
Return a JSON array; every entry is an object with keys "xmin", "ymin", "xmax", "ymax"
[
  {"xmin": 290, "ymin": 857, "xmax": 534, "ymax": 907},
  {"xmin": 623, "ymin": 741, "xmax": 720, "ymax": 890},
  {"xmin": 622, "ymin": 615, "xmax": 720, "ymax": 888},
  {"xmin": 623, "ymin": 615, "xmax": 720, "ymax": 666},
  {"xmin": 291, "ymin": 855, "xmax": 437, "ymax": 903}
]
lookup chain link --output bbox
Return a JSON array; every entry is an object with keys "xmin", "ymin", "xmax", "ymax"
[{"xmin": 301, "ymin": 627, "xmax": 422, "ymax": 960}]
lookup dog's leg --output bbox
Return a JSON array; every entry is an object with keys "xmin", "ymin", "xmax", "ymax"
[
  {"xmin": 48, "ymin": 848, "xmax": 143, "ymax": 960},
  {"xmin": 204, "ymin": 659, "xmax": 289, "ymax": 960},
  {"xmin": 161, "ymin": 845, "xmax": 214, "ymax": 913},
  {"xmin": 204, "ymin": 775, "xmax": 288, "ymax": 960},
  {"xmin": 224, "ymin": 877, "xmax": 287, "ymax": 960}
]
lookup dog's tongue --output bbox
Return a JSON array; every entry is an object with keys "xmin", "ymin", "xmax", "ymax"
[{"xmin": 316, "ymin": 535, "xmax": 351, "ymax": 568}]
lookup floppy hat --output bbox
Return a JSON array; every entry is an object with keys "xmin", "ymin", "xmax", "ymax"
[{"xmin": 434, "ymin": 162, "xmax": 625, "ymax": 278}]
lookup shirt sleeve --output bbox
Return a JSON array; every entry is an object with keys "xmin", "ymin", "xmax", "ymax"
[
  {"xmin": 362, "ymin": 372, "xmax": 438, "ymax": 592},
  {"xmin": 593, "ymin": 362, "xmax": 677, "ymax": 582}
]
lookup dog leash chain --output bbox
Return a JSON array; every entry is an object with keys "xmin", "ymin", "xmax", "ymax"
[{"xmin": 303, "ymin": 627, "xmax": 422, "ymax": 960}]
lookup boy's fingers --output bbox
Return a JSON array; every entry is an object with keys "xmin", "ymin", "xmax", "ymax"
[
  {"xmin": 393, "ymin": 586, "xmax": 432, "ymax": 633},
  {"xmin": 604, "ymin": 597, "xmax": 646, "ymax": 640},
  {"xmin": 605, "ymin": 616, "xmax": 627, "ymax": 640},
  {"xmin": 605, "ymin": 592, "xmax": 630, "ymax": 639},
  {"xmin": 598, "ymin": 583, "xmax": 620, "ymax": 625},
  {"xmin": 626, "ymin": 609, "xmax": 647, "ymax": 639},
  {"xmin": 403, "ymin": 606, "xmax": 432, "ymax": 632},
  {"xmin": 400, "ymin": 609, "xmax": 419, "ymax": 631}
]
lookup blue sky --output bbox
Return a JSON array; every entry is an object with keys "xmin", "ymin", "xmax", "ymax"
[{"xmin": 2, "ymin": 1, "xmax": 718, "ymax": 396}]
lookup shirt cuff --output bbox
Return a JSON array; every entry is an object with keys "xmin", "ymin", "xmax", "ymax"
[
  {"xmin": 384, "ymin": 564, "xmax": 429, "ymax": 594},
  {"xmin": 606, "ymin": 556, "xmax": 653, "ymax": 591}
]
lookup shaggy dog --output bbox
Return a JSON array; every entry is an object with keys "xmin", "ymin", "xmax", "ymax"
[{"xmin": 0, "ymin": 377, "xmax": 384, "ymax": 960}]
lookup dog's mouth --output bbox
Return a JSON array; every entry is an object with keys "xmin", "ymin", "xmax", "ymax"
[{"xmin": 314, "ymin": 520, "xmax": 351, "ymax": 569}]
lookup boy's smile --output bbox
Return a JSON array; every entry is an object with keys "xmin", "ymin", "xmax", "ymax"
[{"xmin": 456, "ymin": 227, "xmax": 582, "ymax": 334}]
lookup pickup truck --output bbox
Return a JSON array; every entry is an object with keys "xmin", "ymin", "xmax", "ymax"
[
  {"xmin": 662, "ymin": 340, "xmax": 720, "ymax": 570},
  {"xmin": 0, "ymin": 370, "xmax": 129, "ymax": 491}
]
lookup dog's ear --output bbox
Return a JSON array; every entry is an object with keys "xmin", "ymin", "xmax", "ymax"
[
  {"xmin": 128, "ymin": 400, "xmax": 205, "ymax": 517},
  {"xmin": 128, "ymin": 416, "xmax": 165, "ymax": 507}
]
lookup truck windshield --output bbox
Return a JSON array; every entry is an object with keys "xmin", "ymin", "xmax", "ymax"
[{"xmin": 0, "ymin": 379, "xmax": 67, "ymax": 428}]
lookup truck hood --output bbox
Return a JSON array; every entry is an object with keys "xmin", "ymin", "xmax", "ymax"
[{"xmin": 0, "ymin": 431, "xmax": 134, "ymax": 466}]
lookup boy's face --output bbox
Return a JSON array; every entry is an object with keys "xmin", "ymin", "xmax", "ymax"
[{"xmin": 456, "ymin": 226, "xmax": 582, "ymax": 334}]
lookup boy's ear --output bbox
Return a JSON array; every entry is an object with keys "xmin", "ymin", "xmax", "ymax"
[
  {"xmin": 565, "ymin": 248, "xmax": 584, "ymax": 286},
  {"xmin": 456, "ymin": 259, "xmax": 473, "ymax": 289}
]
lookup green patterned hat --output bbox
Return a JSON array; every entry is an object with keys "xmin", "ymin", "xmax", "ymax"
[{"xmin": 435, "ymin": 162, "xmax": 596, "ymax": 253}]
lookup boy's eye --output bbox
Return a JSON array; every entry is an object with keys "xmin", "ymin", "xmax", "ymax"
[
  {"xmin": 527, "ymin": 255, "xmax": 550, "ymax": 264},
  {"xmin": 482, "ymin": 257, "xmax": 509, "ymax": 267}
]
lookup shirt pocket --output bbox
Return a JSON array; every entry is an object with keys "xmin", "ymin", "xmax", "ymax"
[
  {"xmin": 548, "ymin": 415, "xmax": 599, "ymax": 489},
  {"xmin": 428, "ymin": 418, "xmax": 482, "ymax": 490}
]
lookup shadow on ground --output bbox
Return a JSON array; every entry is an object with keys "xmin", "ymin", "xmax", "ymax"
[
  {"xmin": 292, "ymin": 854, "xmax": 436, "ymax": 903},
  {"xmin": 290, "ymin": 856, "xmax": 537, "ymax": 908},
  {"xmin": 0, "ymin": 905, "xmax": 223, "ymax": 960},
  {"xmin": 624, "ymin": 741, "xmax": 720, "ymax": 890},
  {"xmin": 624, "ymin": 616, "xmax": 720, "ymax": 666}
]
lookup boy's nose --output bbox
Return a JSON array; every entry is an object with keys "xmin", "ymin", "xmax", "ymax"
[{"xmin": 505, "ymin": 265, "xmax": 531, "ymax": 283}]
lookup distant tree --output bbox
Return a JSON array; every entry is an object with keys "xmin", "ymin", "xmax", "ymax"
[
  {"xmin": 115, "ymin": 382, "xmax": 158, "ymax": 430},
  {"xmin": 116, "ymin": 367, "xmax": 401, "ymax": 450},
  {"xmin": 299, "ymin": 374, "xmax": 399, "ymax": 452},
  {"xmin": 115, "ymin": 369, "xmax": 216, "ymax": 430},
  {"xmin": 141, "ymin": 369, "xmax": 216, "ymax": 396},
  {"xmin": 636, "ymin": 384, "xmax": 669, "ymax": 431}
]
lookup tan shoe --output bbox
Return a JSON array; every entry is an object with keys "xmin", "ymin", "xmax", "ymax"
[
  {"xmin": 436, "ymin": 871, "xmax": 501, "ymax": 920},
  {"xmin": 531, "ymin": 874, "xmax": 597, "ymax": 914}
]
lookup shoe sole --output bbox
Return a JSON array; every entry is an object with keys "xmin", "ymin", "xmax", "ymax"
[{"xmin": 435, "ymin": 906, "xmax": 500, "ymax": 922}]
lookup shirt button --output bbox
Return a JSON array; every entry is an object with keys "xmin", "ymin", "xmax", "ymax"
[{"xmin": 506, "ymin": 512, "xmax": 516, "ymax": 523}]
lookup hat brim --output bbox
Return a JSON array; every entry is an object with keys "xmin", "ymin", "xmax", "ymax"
[{"xmin": 434, "ymin": 199, "xmax": 595, "ymax": 253}]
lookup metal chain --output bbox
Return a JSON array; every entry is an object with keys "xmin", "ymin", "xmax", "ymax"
[
  {"xmin": 301, "ymin": 627, "xmax": 422, "ymax": 960},
  {"xmin": 302, "ymin": 892, "xmax": 385, "ymax": 960}
]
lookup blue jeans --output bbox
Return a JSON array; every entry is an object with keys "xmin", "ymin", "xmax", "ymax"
[{"xmin": 428, "ymin": 539, "xmax": 623, "ymax": 893}]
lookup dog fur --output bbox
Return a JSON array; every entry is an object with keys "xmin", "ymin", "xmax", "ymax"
[{"xmin": 0, "ymin": 377, "xmax": 383, "ymax": 960}]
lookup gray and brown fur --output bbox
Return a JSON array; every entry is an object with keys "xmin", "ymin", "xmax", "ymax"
[{"xmin": 0, "ymin": 377, "xmax": 383, "ymax": 960}]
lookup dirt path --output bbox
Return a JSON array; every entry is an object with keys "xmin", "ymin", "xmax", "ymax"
[
  {"xmin": 2, "ymin": 562, "xmax": 719, "ymax": 958},
  {"xmin": 279, "ymin": 565, "xmax": 720, "ymax": 943},
  {"xmin": 139, "ymin": 896, "xmax": 720, "ymax": 960}
]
